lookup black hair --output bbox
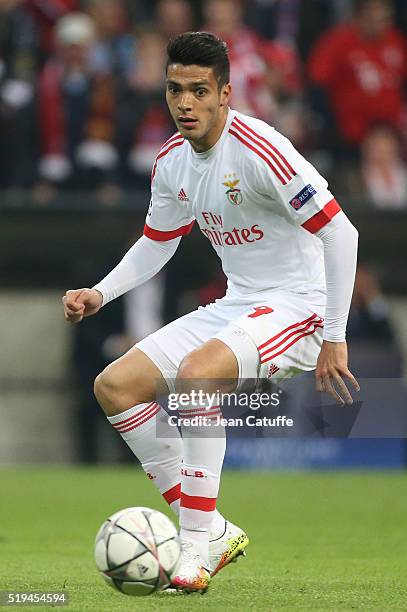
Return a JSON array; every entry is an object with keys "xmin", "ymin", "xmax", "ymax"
[{"xmin": 166, "ymin": 32, "xmax": 230, "ymax": 87}]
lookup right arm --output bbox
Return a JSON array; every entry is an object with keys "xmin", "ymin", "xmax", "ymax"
[
  {"xmin": 93, "ymin": 234, "xmax": 180, "ymax": 305},
  {"xmin": 63, "ymin": 136, "xmax": 193, "ymax": 323},
  {"xmin": 62, "ymin": 235, "xmax": 180, "ymax": 323}
]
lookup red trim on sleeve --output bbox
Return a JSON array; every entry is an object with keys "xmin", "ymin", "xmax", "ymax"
[
  {"xmin": 143, "ymin": 220, "xmax": 195, "ymax": 241},
  {"xmin": 180, "ymin": 492, "xmax": 217, "ymax": 512},
  {"xmin": 301, "ymin": 198, "xmax": 342, "ymax": 233}
]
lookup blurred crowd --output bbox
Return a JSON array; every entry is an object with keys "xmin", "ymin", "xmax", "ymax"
[{"xmin": 1, "ymin": 0, "xmax": 407, "ymax": 208}]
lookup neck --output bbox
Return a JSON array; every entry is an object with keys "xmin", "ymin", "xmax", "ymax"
[{"xmin": 190, "ymin": 107, "xmax": 229, "ymax": 153}]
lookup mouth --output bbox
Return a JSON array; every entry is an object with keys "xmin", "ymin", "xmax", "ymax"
[{"xmin": 178, "ymin": 116, "xmax": 199, "ymax": 130}]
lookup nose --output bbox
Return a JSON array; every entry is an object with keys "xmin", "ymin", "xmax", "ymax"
[{"xmin": 177, "ymin": 91, "xmax": 193, "ymax": 112}]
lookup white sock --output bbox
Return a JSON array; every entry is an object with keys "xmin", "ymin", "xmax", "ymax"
[
  {"xmin": 179, "ymin": 404, "xmax": 226, "ymax": 566},
  {"xmin": 108, "ymin": 402, "xmax": 182, "ymax": 514},
  {"xmin": 210, "ymin": 509, "xmax": 227, "ymax": 540},
  {"xmin": 108, "ymin": 402, "xmax": 227, "ymax": 540}
]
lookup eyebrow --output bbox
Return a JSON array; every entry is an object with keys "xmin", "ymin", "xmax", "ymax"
[{"xmin": 166, "ymin": 80, "xmax": 212, "ymax": 87}]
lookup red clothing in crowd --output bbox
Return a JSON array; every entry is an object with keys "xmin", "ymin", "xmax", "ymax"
[
  {"xmin": 25, "ymin": 0, "xmax": 78, "ymax": 53},
  {"xmin": 308, "ymin": 24, "xmax": 407, "ymax": 145},
  {"xmin": 202, "ymin": 24, "xmax": 266, "ymax": 117}
]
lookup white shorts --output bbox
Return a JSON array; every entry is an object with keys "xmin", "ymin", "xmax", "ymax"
[{"xmin": 136, "ymin": 291, "xmax": 325, "ymax": 392}]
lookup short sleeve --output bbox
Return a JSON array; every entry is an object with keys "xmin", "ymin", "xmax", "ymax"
[
  {"xmin": 143, "ymin": 159, "xmax": 195, "ymax": 241},
  {"xmin": 252, "ymin": 128, "xmax": 341, "ymax": 234}
]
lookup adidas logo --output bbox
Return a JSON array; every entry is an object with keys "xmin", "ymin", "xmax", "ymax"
[
  {"xmin": 178, "ymin": 188, "xmax": 189, "ymax": 202},
  {"xmin": 267, "ymin": 363, "xmax": 280, "ymax": 378}
]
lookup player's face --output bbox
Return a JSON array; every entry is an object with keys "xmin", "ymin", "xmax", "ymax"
[{"xmin": 166, "ymin": 63, "xmax": 231, "ymax": 152}]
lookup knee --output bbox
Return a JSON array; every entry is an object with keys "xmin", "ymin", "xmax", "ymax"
[
  {"xmin": 176, "ymin": 341, "xmax": 239, "ymax": 394},
  {"xmin": 176, "ymin": 353, "xmax": 210, "ymax": 392},
  {"xmin": 176, "ymin": 355, "xmax": 204, "ymax": 395},
  {"xmin": 94, "ymin": 365, "xmax": 137, "ymax": 415},
  {"xmin": 176, "ymin": 352, "xmax": 232, "ymax": 395},
  {"xmin": 94, "ymin": 366, "xmax": 118, "ymax": 407}
]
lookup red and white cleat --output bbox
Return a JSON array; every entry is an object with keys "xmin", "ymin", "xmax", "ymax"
[{"xmin": 171, "ymin": 541, "xmax": 211, "ymax": 593}]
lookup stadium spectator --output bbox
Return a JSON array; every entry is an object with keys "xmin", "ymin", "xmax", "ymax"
[
  {"xmin": 118, "ymin": 27, "xmax": 172, "ymax": 188},
  {"xmin": 0, "ymin": 0, "xmax": 38, "ymax": 188},
  {"xmin": 344, "ymin": 124, "xmax": 407, "ymax": 208},
  {"xmin": 267, "ymin": 0, "xmax": 300, "ymax": 44},
  {"xmin": 83, "ymin": 0, "xmax": 136, "ymax": 84},
  {"xmin": 393, "ymin": 0, "xmax": 407, "ymax": 40},
  {"xmin": 25, "ymin": 0, "xmax": 78, "ymax": 60},
  {"xmin": 346, "ymin": 263, "xmax": 404, "ymax": 379},
  {"xmin": 245, "ymin": 0, "xmax": 278, "ymax": 41},
  {"xmin": 308, "ymin": 0, "xmax": 407, "ymax": 154},
  {"xmin": 155, "ymin": 0, "xmax": 195, "ymax": 40},
  {"xmin": 296, "ymin": 0, "xmax": 340, "ymax": 61},
  {"xmin": 35, "ymin": 12, "xmax": 120, "ymax": 199},
  {"xmin": 202, "ymin": 0, "xmax": 266, "ymax": 117},
  {"xmin": 349, "ymin": 264, "xmax": 395, "ymax": 340},
  {"xmin": 257, "ymin": 41, "xmax": 307, "ymax": 148}
]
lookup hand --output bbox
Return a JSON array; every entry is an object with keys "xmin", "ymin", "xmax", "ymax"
[
  {"xmin": 62, "ymin": 288, "xmax": 103, "ymax": 323},
  {"xmin": 315, "ymin": 341, "xmax": 360, "ymax": 405}
]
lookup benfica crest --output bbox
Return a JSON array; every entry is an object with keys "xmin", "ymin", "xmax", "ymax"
[{"xmin": 223, "ymin": 173, "xmax": 242, "ymax": 206}]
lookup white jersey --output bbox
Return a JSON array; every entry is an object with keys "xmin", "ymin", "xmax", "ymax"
[{"xmin": 144, "ymin": 109, "xmax": 341, "ymax": 298}]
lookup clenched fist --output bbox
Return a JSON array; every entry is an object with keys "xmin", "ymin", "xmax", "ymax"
[{"xmin": 62, "ymin": 288, "xmax": 103, "ymax": 323}]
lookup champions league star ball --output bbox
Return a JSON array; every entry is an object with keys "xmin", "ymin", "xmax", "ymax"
[{"xmin": 94, "ymin": 507, "xmax": 181, "ymax": 596}]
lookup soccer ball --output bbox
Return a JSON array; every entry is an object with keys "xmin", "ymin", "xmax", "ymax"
[{"xmin": 94, "ymin": 506, "xmax": 181, "ymax": 596}]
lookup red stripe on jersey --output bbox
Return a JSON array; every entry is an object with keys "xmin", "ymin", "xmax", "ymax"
[
  {"xmin": 260, "ymin": 317, "xmax": 323, "ymax": 361},
  {"xmin": 113, "ymin": 401, "xmax": 157, "ymax": 429},
  {"xmin": 144, "ymin": 220, "xmax": 195, "ymax": 241},
  {"xmin": 234, "ymin": 116, "xmax": 297, "ymax": 177},
  {"xmin": 158, "ymin": 132, "xmax": 182, "ymax": 153},
  {"xmin": 258, "ymin": 313, "xmax": 318, "ymax": 351},
  {"xmin": 151, "ymin": 138, "xmax": 184, "ymax": 182},
  {"xmin": 163, "ymin": 483, "xmax": 181, "ymax": 505},
  {"xmin": 260, "ymin": 324, "xmax": 323, "ymax": 364},
  {"xmin": 229, "ymin": 128, "xmax": 288, "ymax": 185},
  {"xmin": 301, "ymin": 199, "xmax": 342, "ymax": 233},
  {"xmin": 180, "ymin": 493, "xmax": 217, "ymax": 512},
  {"xmin": 231, "ymin": 120, "xmax": 292, "ymax": 182}
]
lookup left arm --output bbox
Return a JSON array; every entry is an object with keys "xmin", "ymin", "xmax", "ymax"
[
  {"xmin": 315, "ymin": 210, "xmax": 360, "ymax": 404},
  {"xmin": 248, "ymin": 119, "xmax": 360, "ymax": 403}
]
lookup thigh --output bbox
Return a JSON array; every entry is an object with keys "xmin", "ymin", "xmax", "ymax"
[
  {"xmin": 135, "ymin": 300, "xmax": 250, "ymax": 391},
  {"xmin": 215, "ymin": 295, "xmax": 325, "ymax": 381},
  {"xmin": 100, "ymin": 346, "xmax": 168, "ymax": 404}
]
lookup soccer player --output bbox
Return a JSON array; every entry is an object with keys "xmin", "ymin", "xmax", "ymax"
[{"xmin": 62, "ymin": 32, "xmax": 360, "ymax": 593}]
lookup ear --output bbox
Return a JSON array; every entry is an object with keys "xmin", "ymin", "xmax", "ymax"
[{"xmin": 220, "ymin": 83, "xmax": 232, "ymax": 107}]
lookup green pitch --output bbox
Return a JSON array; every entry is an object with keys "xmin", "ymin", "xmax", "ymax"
[{"xmin": 1, "ymin": 468, "xmax": 407, "ymax": 611}]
